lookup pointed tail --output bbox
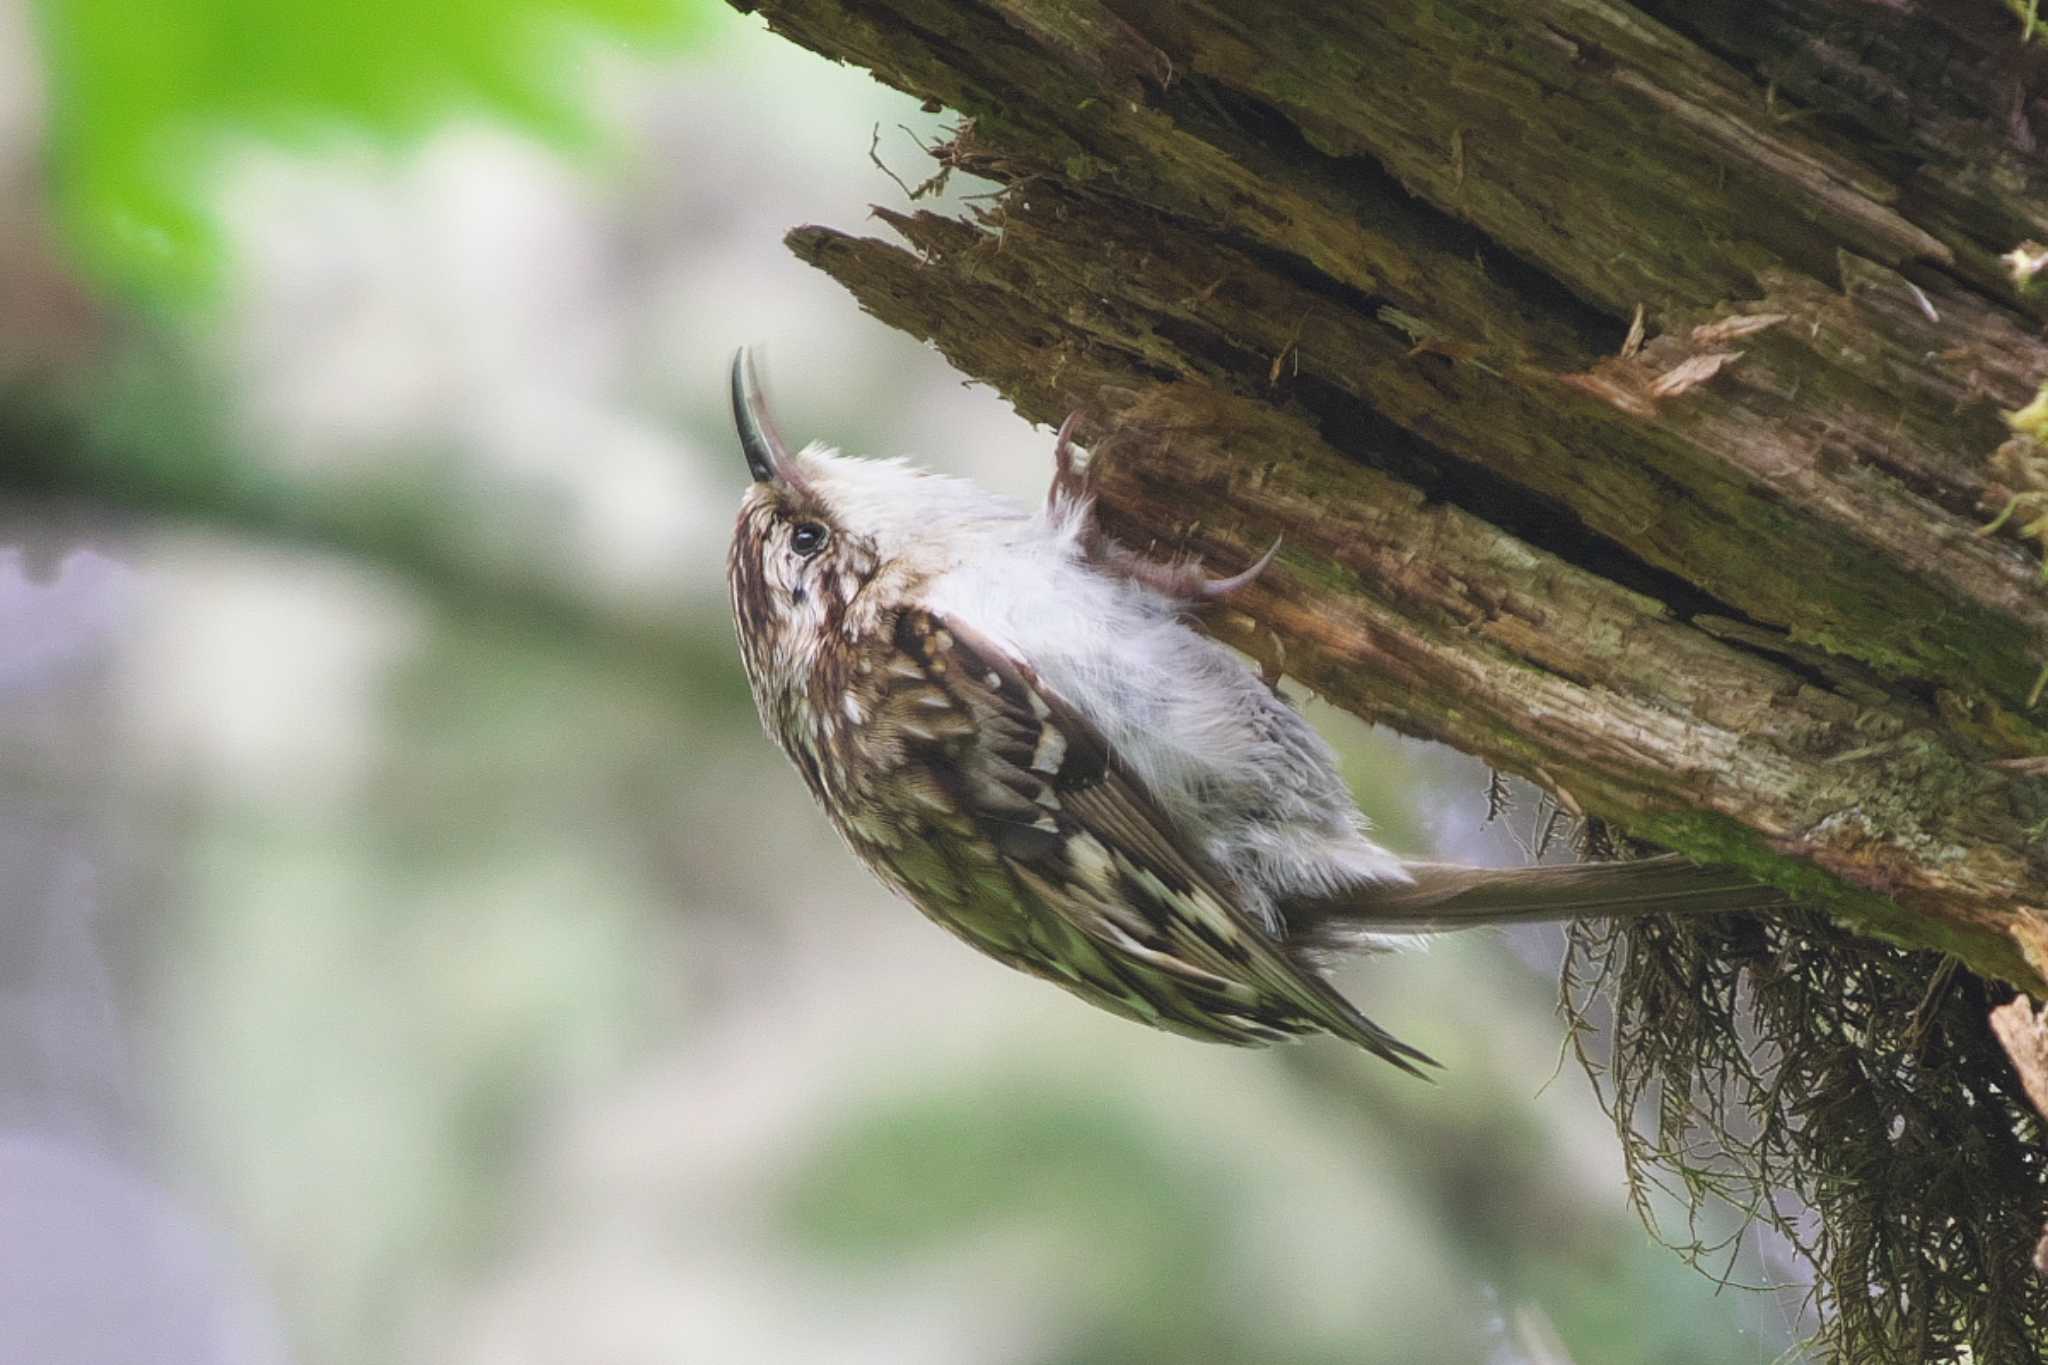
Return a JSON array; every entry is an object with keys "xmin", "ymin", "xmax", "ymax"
[{"xmin": 1287, "ymin": 853, "xmax": 1775, "ymax": 944}]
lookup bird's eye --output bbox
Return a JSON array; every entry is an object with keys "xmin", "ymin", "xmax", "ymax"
[{"xmin": 790, "ymin": 521, "xmax": 828, "ymax": 558}]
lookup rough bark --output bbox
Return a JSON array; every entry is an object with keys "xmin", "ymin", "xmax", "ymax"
[{"xmin": 735, "ymin": 0, "xmax": 2048, "ymax": 988}]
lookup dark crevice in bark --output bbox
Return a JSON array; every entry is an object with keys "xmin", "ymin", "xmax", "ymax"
[
  {"xmin": 1153, "ymin": 74, "xmax": 1625, "ymax": 361},
  {"xmin": 1915, "ymin": 220, "xmax": 2048, "ymax": 322},
  {"xmin": 1102, "ymin": 316, "xmax": 1256, "ymax": 393},
  {"xmin": 1142, "ymin": 298, "xmax": 1788, "ymax": 636},
  {"xmin": 1704, "ymin": 620, "xmax": 1909, "ymax": 706},
  {"xmin": 1848, "ymin": 432, "xmax": 2009, "ymax": 533},
  {"xmin": 1629, "ymin": 0, "xmax": 2048, "ymax": 306},
  {"xmin": 1634, "ymin": 0, "xmax": 2028, "ymax": 140},
  {"xmin": 1907, "ymin": 255, "xmax": 2046, "ymax": 336},
  {"xmin": 1626, "ymin": 5, "xmax": 1930, "ymax": 174},
  {"xmin": 1287, "ymin": 372, "xmax": 1754, "ymax": 629}
]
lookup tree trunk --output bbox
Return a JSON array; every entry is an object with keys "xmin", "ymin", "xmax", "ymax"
[{"xmin": 735, "ymin": 0, "xmax": 2048, "ymax": 989}]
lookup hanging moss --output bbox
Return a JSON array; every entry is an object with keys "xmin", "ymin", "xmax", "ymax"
[{"xmin": 1565, "ymin": 906, "xmax": 2048, "ymax": 1363}]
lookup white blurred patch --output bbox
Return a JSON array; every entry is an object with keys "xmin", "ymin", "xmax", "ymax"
[
  {"xmin": 111, "ymin": 538, "xmax": 423, "ymax": 809},
  {"xmin": 0, "ymin": 0, "xmax": 40, "ymax": 154}
]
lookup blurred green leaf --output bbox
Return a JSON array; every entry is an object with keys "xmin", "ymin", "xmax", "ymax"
[
  {"xmin": 784, "ymin": 1079, "xmax": 1210, "ymax": 1265},
  {"xmin": 34, "ymin": 0, "xmax": 719, "ymax": 298},
  {"xmin": 781, "ymin": 1076, "xmax": 1485, "ymax": 1365}
]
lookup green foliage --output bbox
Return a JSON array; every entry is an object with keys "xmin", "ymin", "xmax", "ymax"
[
  {"xmin": 781, "ymin": 1076, "xmax": 1400, "ymax": 1365},
  {"xmin": 34, "ymin": 0, "xmax": 716, "ymax": 299},
  {"xmin": 2013, "ymin": 0, "xmax": 2047, "ymax": 45},
  {"xmin": 785, "ymin": 1081, "xmax": 1208, "ymax": 1265},
  {"xmin": 782, "ymin": 1058, "xmax": 1794, "ymax": 1364}
]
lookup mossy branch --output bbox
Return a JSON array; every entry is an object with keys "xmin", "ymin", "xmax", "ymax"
[{"xmin": 737, "ymin": 0, "xmax": 2048, "ymax": 994}]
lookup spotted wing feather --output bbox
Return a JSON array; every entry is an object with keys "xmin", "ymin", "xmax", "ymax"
[{"xmin": 884, "ymin": 608, "xmax": 1435, "ymax": 1076}]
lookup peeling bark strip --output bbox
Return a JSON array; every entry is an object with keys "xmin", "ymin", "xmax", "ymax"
[{"xmin": 735, "ymin": 0, "xmax": 2048, "ymax": 986}]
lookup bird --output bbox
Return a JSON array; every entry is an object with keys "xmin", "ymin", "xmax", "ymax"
[{"xmin": 723, "ymin": 348, "xmax": 1765, "ymax": 1075}]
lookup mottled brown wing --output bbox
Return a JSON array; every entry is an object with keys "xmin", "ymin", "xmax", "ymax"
[{"xmin": 894, "ymin": 608, "xmax": 1436, "ymax": 1076}]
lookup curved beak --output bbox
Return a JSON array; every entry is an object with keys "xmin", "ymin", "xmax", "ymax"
[{"xmin": 731, "ymin": 347, "xmax": 812, "ymax": 497}]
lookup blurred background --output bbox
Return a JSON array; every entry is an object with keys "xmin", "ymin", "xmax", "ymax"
[{"xmin": 0, "ymin": 1, "xmax": 1814, "ymax": 1360}]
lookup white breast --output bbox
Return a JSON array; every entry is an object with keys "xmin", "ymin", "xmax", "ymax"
[{"xmin": 922, "ymin": 503, "xmax": 1408, "ymax": 928}]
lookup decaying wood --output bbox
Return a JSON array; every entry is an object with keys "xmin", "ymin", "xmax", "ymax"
[{"xmin": 734, "ymin": 0, "xmax": 2048, "ymax": 986}]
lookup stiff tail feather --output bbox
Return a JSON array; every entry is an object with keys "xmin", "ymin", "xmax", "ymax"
[{"xmin": 1284, "ymin": 853, "xmax": 1776, "ymax": 948}]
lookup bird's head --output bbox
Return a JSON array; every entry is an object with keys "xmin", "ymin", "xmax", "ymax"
[{"xmin": 725, "ymin": 348, "xmax": 1017, "ymax": 714}]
